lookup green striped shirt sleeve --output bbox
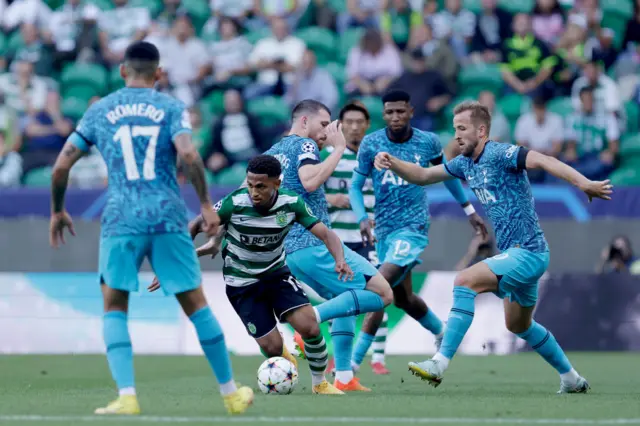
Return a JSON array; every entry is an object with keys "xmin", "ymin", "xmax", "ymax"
[
  {"xmin": 294, "ymin": 197, "xmax": 320, "ymax": 229},
  {"xmin": 215, "ymin": 195, "xmax": 234, "ymax": 225}
]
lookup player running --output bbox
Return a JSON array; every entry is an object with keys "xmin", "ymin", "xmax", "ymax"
[
  {"xmin": 266, "ymin": 99, "xmax": 394, "ymax": 392},
  {"xmin": 48, "ymin": 41, "xmax": 253, "ymax": 415},
  {"xmin": 375, "ymin": 100, "xmax": 612, "ymax": 392},
  {"xmin": 349, "ymin": 90, "xmax": 487, "ymax": 370},
  {"xmin": 321, "ymin": 101, "xmax": 390, "ymax": 376}
]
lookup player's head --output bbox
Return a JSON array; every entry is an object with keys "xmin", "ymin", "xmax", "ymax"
[
  {"xmin": 452, "ymin": 100, "xmax": 492, "ymax": 157},
  {"xmin": 339, "ymin": 101, "xmax": 370, "ymax": 150},
  {"xmin": 290, "ymin": 99, "xmax": 332, "ymax": 147},
  {"xmin": 382, "ymin": 90, "xmax": 413, "ymax": 133},
  {"xmin": 246, "ymin": 155, "xmax": 282, "ymax": 208},
  {"xmin": 120, "ymin": 41, "xmax": 161, "ymax": 87}
]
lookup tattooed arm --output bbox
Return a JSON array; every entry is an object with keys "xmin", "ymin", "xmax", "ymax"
[{"xmin": 51, "ymin": 142, "xmax": 84, "ymax": 213}]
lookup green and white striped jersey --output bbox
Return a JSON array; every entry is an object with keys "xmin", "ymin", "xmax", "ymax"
[
  {"xmin": 320, "ymin": 146, "xmax": 374, "ymax": 243},
  {"xmin": 215, "ymin": 188, "xmax": 320, "ymax": 287}
]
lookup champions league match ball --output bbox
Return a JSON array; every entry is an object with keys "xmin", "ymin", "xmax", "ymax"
[{"xmin": 257, "ymin": 357, "xmax": 299, "ymax": 395}]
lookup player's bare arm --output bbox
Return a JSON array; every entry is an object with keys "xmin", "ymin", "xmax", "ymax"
[
  {"xmin": 375, "ymin": 152, "xmax": 453, "ymax": 185},
  {"xmin": 174, "ymin": 133, "xmax": 220, "ymax": 235},
  {"xmin": 49, "ymin": 141, "xmax": 83, "ymax": 248},
  {"xmin": 309, "ymin": 222, "xmax": 355, "ymax": 281},
  {"xmin": 298, "ymin": 120, "xmax": 346, "ymax": 192},
  {"xmin": 525, "ymin": 150, "xmax": 613, "ymax": 201}
]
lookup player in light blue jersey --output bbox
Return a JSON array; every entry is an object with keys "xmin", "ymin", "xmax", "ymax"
[
  {"xmin": 48, "ymin": 42, "xmax": 253, "ymax": 415},
  {"xmin": 349, "ymin": 90, "xmax": 487, "ymax": 372},
  {"xmin": 265, "ymin": 100, "xmax": 393, "ymax": 391},
  {"xmin": 375, "ymin": 100, "xmax": 612, "ymax": 393}
]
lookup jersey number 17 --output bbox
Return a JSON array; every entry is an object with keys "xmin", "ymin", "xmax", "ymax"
[{"xmin": 114, "ymin": 124, "xmax": 160, "ymax": 181}]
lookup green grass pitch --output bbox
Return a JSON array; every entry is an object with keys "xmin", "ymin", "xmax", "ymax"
[{"xmin": 1, "ymin": 353, "xmax": 639, "ymax": 426}]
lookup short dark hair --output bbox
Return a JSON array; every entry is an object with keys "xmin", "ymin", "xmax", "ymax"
[
  {"xmin": 291, "ymin": 99, "xmax": 331, "ymax": 121},
  {"xmin": 453, "ymin": 100, "xmax": 492, "ymax": 133},
  {"xmin": 339, "ymin": 101, "xmax": 370, "ymax": 121},
  {"xmin": 247, "ymin": 155, "xmax": 282, "ymax": 178},
  {"xmin": 382, "ymin": 89, "xmax": 411, "ymax": 104},
  {"xmin": 124, "ymin": 41, "xmax": 160, "ymax": 79}
]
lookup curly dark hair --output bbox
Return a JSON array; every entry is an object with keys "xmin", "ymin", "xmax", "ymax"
[{"xmin": 247, "ymin": 155, "xmax": 282, "ymax": 178}]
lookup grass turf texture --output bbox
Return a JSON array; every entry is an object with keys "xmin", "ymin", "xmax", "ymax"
[{"xmin": 1, "ymin": 354, "xmax": 639, "ymax": 426}]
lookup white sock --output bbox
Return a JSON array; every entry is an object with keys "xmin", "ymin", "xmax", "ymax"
[
  {"xmin": 219, "ymin": 380, "xmax": 238, "ymax": 396},
  {"xmin": 119, "ymin": 387, "xmax": 136, "ymax": 396},
  {"xmin": 335, "ymin": 369, "xmax": 354, "ymax": 383},
  {"xmin": 350, "ymin": 360, "xmax": 360, "ymax": 372},
  {"xmin": 311, "ymin": 373, "xmax": 325, "ymax": 387},
  {"xmin": 313, "ymin": 307, "xmax": 322, "ymax": 323},
  {"xmin": 371, "ymin": 354, "xmax": 385, "ymax": 364},
  {"xmin": 560, "ymin": 368, "xmax": 580, "ymax": 385},
  {"xmin": 432, "ymin": 352, "xmax": 450, "ymax": 370}
]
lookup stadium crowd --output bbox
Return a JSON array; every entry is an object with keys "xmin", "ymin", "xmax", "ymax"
[{"xmin": 0, "ymin": 0, "xmax": 638, "ymax": 188}]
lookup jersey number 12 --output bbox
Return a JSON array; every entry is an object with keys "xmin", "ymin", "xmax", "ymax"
[{"xmin": 114, "ymin": 125, "xmax": 160, "ymax": 181}]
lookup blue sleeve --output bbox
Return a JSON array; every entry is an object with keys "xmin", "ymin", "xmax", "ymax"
[
  {"xmin": 354, "ymin": 138, "xmax": 373, "ymax": 176},
  {"xmin": 68, "ymin": 132, "xmax": 90, "ymax": 152},
  {"xmin": 441, "ymin": 156, "xmax": 469, "ymax": 204},
  {"xmin": 348, "ymin": 171, "xmax": 368, "ymax": 223},
  {"xmin": 73, "ymin": 105, "xmax": 97, "ymax": 152},
  {"xmin": 170, "ymin": 102, "xmax": 193, "ymax": 140},
  {"xmin": 495, "ymin": 143, "xmax": 522, "ymax": 172},
  {"xmin": 443, "ymin": 155, "xmax": 466, "ymax": 180}
]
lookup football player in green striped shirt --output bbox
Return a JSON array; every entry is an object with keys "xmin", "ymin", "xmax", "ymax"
[
  {"xmin": 321, "ymin": 102, "xmax": 390, "ymax": 378},
  {"xmin": 188, "ymin": 155, "xmax": 350, "ymax": 395}
]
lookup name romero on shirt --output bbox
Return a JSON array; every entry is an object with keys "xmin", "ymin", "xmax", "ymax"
[{"xmin": 106, "ymin": 103, "xmax": 165, "ymax": 124}]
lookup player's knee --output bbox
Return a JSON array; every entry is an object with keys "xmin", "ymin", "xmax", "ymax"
[
  {"xmin": 260, "ymin": 339, "xmax": 284, "ymax": 357},
  {"xmin": 505, "ymin": 316, "xmax": 532, "ymax": 334},
  {"xmin": 453, "ymin": 270, "xmax": 475, "ymax": 289},
  {"xmin": 296, "ymin": 321, "xmax": 321, "ymax": 340}
]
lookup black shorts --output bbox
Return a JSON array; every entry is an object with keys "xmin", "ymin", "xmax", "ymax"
[
  {"xmin": 226, "ymin": 267, "xmax": 311, "ymax": 339},
  {"xmin": 345, "ymin": 242, "xmax": 379, "ymax": 267}
]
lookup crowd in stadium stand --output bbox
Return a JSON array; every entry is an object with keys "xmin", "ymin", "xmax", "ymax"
[{"xmin": 0, "ymin": 0, "xmax": 638, "ymax": 188}]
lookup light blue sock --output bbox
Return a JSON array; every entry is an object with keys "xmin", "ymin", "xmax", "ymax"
[
  {"xmin": 103, "ymin": 311, "xmax": 135, "ymax": 390},
  {"xmin": 417, "ymin": 308, "xmax": 443, "ymax": 336},
  {"xmin": 190, "ymin": 307, "xmax": 234, "ymax": 385},
  {"xmin": 440, "ymin": 286, "xmax": 477, "ymax": 359},
  {"xmin": 331, "ymin": 316, "xmax": 356, "ymax": 373},
  {"xmin": 352, "ymin": 332, "xmax": 375, "ymax": 367},
  {"xmin": 315, "ymin": 290, "xmax": 384, "ymax": 323},
  {"xmin": 516, "ymin": 321, "xmax": 572, "ymax": 374}
]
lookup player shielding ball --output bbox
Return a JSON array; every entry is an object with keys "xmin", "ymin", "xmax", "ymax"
[
  {"xmin": 48, "ymin": 41, "xmax": 253, "ymax": 415},
  {"xmin": 374, "ymin": 100, "xmax": 613, "ymax": 392}
]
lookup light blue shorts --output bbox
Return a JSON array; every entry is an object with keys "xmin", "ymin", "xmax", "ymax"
[
  {"xmin": 99, "ymin": 232, "xmax": 201, "ymax": 295},
  {"xmin": 483, "ymin": 247, "xmax": 550, "ymax": 308},
  {"xmin": 286, "ymin": 243, "xmax": 378, "ymax": 300},
  {"xmin": 376, "ymin": 229, "xmax": 428, "ymax": 287}
]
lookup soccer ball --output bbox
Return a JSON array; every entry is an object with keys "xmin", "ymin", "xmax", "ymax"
[{"xmin": 257, "ymin": 356, "xmax": 298, "ymax": 395}]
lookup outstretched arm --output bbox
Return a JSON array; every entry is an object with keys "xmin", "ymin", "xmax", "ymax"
[
  {"xmin": 51, "ymin": 141, "xmax": 84, "ymax": 214},
  {"xmin": 377, "ymin": 152, "xmax": 454, "ymax": 185},
  {"xmin": 525, "ymin": 150, "xmax": 613, "ymax": 201},
  {"xmin": 348, "ymin": 171, "xmax": 368, "ymax": 223}
]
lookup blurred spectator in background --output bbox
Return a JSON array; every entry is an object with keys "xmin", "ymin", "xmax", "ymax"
[
  {"xmin": 431, "ymin": 0, "xmax": 476, "ymax": 61},
  {"xmin": 564, "ymin": 86, "xmax": 619, "ymax": 181},
  {"xmin": 455, "ymin": 233, "xmax": 496, "ymax": 270},
  {"xmin": 245, "ymin": 17, "xmax": 305, "ymax": 99},
  {"xmin": 157, "ymin": 13, "xmax": 209, "ymax": 106},
  {"xmin": 514, "ymin": 94, "xmax": 563, "ymax": 182},
  {"xmin": 47, "ymin": 0, "xmax": 102, "ymax": 70},
  {"xmin": 9, "ymin": 23, "xmax": 54, "ymax": 77},
  {"xmin": 500, "ymin": 13, "xmax": 556, "ymax": 97},
  {"xmin": 147, "ymin": 0, "xmax": 182, "ymax": 43},
  {"xmin": 572, "ymin": 0, "xmax": 601, "ymax": 33},
  {"xmin": 531, "ymin": 0, "xmax": 565, "ymax": 46},
  {"xmin": 392, "ymin": 48, "xmax": 451, "ymax": 131},
  {"xmin": 155, "ymin": 64, "xmax": 178, "ymax": 98},
  {"xmin": 478, "ymin": 91, "xmax": 510, "ymax": 143},
  {"xmin": 338, "ymin": 0, "xmax": 383, "ymax": 33},
  {"xmin": 0, "ymin": 129, "xmax": 22, "ymax": 187},
  {"xmin": 252, "ymin": 0, "xmax": 300, "ymax": 29},
  {"xmin": 286, "ymin": 49, "xmax": 338, "ymax": 112},
  {"xmin": 98, "ymin": 0, "xmax": 151, "ymax": 66},
  {"xmin": 0, "ymin": 59, "xmax": 47, "ymax": 117},
  {"xmin": 2, "ymin": 0, "xmax": 51, "ymax": 32},
  {"xmin": 346, "ymin": 28, "xmax": 402, "ymax": 97},
  {"xmin": 469, "ymin": 0, "xmax": 512, "ymax": 64},
  {"xmin": 15, "ymin": 90, "xmax": 72, "ymax": 175},
  {"xmin": 68, "ymin": 145, "xmax": 107, "ymax": 188},
  {"xmin": 596, "ymin": 236, "xmax": 640, "ymax": 275},
  {"xmin": 205, "ymin": 17, "xmax": 253, "ymax": 92},
  {"xmin": 571, "ymin": 59, "xmax": 622, "ymax": 120},
  {"xmin": 552, "ymin": 14, "xmax": 588, "ymax": 95},
  {"xmin": 406, "ymin": 23, "xmax": 458, "ymax": 91},
  {"xmin": 585, "ymin": 28, "xmax": 618, "ymax": 72},
  {"xmin": 188, "ymin": 106, "xmax": 211, "ymax": 158},
  {"xmin": 617, "ymin": 0, "xmax": 640, "ymax": 77},
  {"xmin": 380, "ymin": 0, "xmax": 422, "ymax": 51},
  {"xmin": 204, "ymin": 89, "xmax": 264, "ymax": 175}
]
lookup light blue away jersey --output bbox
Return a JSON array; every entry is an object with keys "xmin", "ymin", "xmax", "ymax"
[
  {"xmin": 265, "ymin": 135, "xmax": 331, "ymax": 253},
  {"xmin": 356, "ymin": 128, "xmax": 443, "ymax": 240},
  {"xmin": 72, "ymin": 87, "xmax": 191, "ymax": 237},
  {"xmin": 445, "ymin": 141, "xmax": 549, "ymax": 253}
]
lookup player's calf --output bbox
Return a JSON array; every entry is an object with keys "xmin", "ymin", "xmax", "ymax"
[{"xmin": 287, "ymin": 306, "xmax": 330, "ymax": 388}]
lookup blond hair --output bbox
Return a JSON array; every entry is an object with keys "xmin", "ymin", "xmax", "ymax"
[{"xmin": 453, "ymin": 101, "xmax": 492, "ymax": 134}]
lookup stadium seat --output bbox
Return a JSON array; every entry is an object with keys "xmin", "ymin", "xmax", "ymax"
[
  {"xmin": 205, "ymin": 170, "xmax": 216, "ymax": 185},
  {"xmin": 458, "ymin": 63, "xmax": 503, "ymax": 96},
  {"xmin": 85, "ymin": 0, "xmax": 114, "ymax": 9},
  {"xmin": 463, "ymin": 0, "xmax": 483, "ymax": 14},
  {"xmin": 620, "ymin": 133, "xmax": 640, "ymax": 156},
  {"xmin": 129, "ymin": 0, "xmax": 162, "ymax": 16},
  {"xmin": 200, "ymin": 91, "xmax": 225, "ymax": 116},
  {"xmin": 327, "ymin": 0, "xmax": 348, "ymax": 13},
  {"xmin": 63, "ymin": 85, "xmax": 99, "ymax": 103},
  {"xmin": 498, "ymin": 0, "xmax": 534, "ymax": 13},
  {"xmin": 602, "ymin": 0, "xmax": 634, "ymax": 47},
  {"xmin": 22, "ymin": 167, "xmax": 53, "ymax": 187},
  {"xmin": 61, "ymin": 97, "xmax": 90, "ymax": 121},
  {"xmin": 216, "ymin": 163, "xmax": 248, "ymax": 186},
  {"xmin": 339, "ymin": 28, "xmax": 364, "ymax": 63},
  {"xmin": 245, "ymin": 27, "xmax": 272, "ymax": 45},
  {"xmin": 356, "ymin": 96, "xmax": 384, "ymax": 131},
  {"xmin": 296, "ymin": 27, "xmax": 337, "ymax": 65},
  {"xmin": 497, "ymin": 93, "xmax": 525, "ymax": 123},
  {"xmin": 624, "ymin": 101, "xmax": 639, "ymax": 134},
  {"xmin": 438, "ymin": 132, "xmax": 454, "ymax": 147},
  {"xmin": 246, "ymin": 96, "xmax": 290, "ymax": 126},
  {"xmin": 323, "ymin": 62, "xmax": 347, "ymax": 88},
  {"xmin": 546, "ymin": 97, "xmax": 574, "ymax": 118},
  {"xmin": 609, "ymin": 166, "xmax": 640, "ymax": 186},
  {"xmin": 61, "ymin": 63, "xmax": 108, "ymax": 95},
  {"xmin": 180, "ymin": 0, "xmax": 210, "ymax": 31},
  {"xmin": 7, "ymin": 31, "xmax": 24, "ymax": 55}
]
